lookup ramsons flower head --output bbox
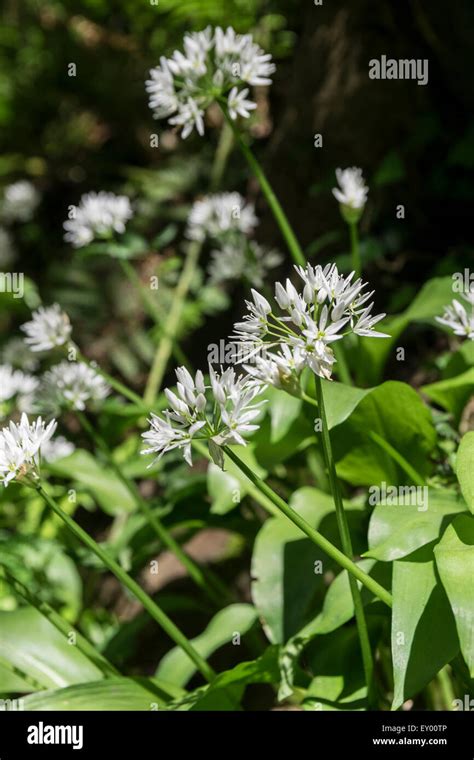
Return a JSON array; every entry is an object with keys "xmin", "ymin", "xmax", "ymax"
[
  {"xmin": 1, "ymin": 181, "xmax": 40, "ymax": 223},
  {"xmin": 332, "ymin": 167, "xmax": 368, "ymax": 223},
  {"xmin": 41, "ymin": 361, "xmax": 110, "ymax": 412},
  {"xmin": 232, "ymin": 263, "xmax": 388, "ymax": 386},
  {"xmin": 208, "ymin": 240, "xmax": 282, "ymax": 288},
  {"xmin": 436, "ymin": 290, "xmax": 474, "ymax": 341},
  {"xmin": 186, "ymin": 192, "xmax": 258, "ymax": 242},
  {"xmin": 146, "ymin": 26, "xmax": 275, "ymax": 139},
  {"xmin": 141, "ymin": 364, "xmax": 264, "ymax": 468},
  {"xmin": 0, "ymin": 365, "xmax": 39, "ymax": 408},
  {"xmin": 0, "ymin": 413, "xmax": 57, "ymax": 486},
  {"xmin": 40, "ymin": 435, "xmax": 75, "ymax": 464},
  {"xmin": 63, "ymin": 191, "xmax": 133, "ymax": 248},
  {"xmin": 21, "ymin": 304, "xmax": 72, "ymax": 352}
]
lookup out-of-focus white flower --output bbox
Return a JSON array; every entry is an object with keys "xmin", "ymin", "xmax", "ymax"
[
  {"xmin": 0, "ymin": 227, "xmax": 15, "ymax": 267},
  {"xmin": 0, "ymin": 365, "xmax": 39, "ymax": 404},
  {"xmin": 63, "ymin": 191, "xmax": 133, "ymax": 248},
  {"xmin": 146, "ymin": 26, "xmax": 275, "ymax": 139},
  {"xmin": 186, "ymin": 192, "xmax": 258, "ymax": 242},
  {"xmin": 208, "ymin": 240, "xmax": 282, "ymax": 288},
  {"xmin": 232, "ymin": 263, "xmax": 388, "ymax": 383},
  {"xmin": 332, "ymin": 167, "xmax": 368, "ymax": 213},
  {"xmin": 436, "ymin": 296, "xmax": 474, "ymax": 341},
  {"xmin": 227, "ymin": 87, "xmax": 257, "ymax": 120},
  {"xmin": 42, "ymin": 361, "xmax": 110, "ymax": 412},
  {"xmin": 0, "ymin": 413, "xmax": 57, "ymax": 486},
  {"xmin": 21, "ymin": 304, "xmax": 72, "ymax": 352},
  {"xmin": 1, "ymin": 338, "xmax": 39, "ymax": 372},
  {"xmin": 141, "ymin": 364, "xmax": 263, "ymax": 468},
  {"xmin": 1, "ymin": 181, "xmax": 40, "ymax": 223},
  {"xmin": 40, "ymin": 435, "xmax": 75, "ymax": 463}
]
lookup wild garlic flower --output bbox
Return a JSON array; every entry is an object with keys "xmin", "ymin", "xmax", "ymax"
[
  {"xmin": 0, "ymin": 365, "xmax": 39, "ymax": 405},
  {"xmin": 141, "ymin": 365, "xmax": 263, "ymax": 468},
  {"xmin": 146, "ymin": 26, "xmax": 275, "ymax": 139},
  {"xmin": 186, "ymin": 192, "xmax": 258, "ymax": 242},
  {"xmin": 63, "ymin": 191, "xmax": 133, "ymax": 248},
  {"xmin": 0, "ymin": 413, "xmax": 57, "ymax": 486},
  {"xmin": 21, "ymin": 304, "xmax": 72, "ymax": 352},
  {"xmin": 41, "ymin": 361, "xmax": 110, "ymax": 412},
  {"xmin": 208, "ymin": 240, "xmax": 282, "ymax": 288},
  {"xmin": 1, "ymin": 181, "xmax": 40, "ymax": 223},
  {"xmin": 2, "ymin": 338, "xmax": 39, "ymax": 372},
  {"xmin": 232, "ymin": 263, "xmax": 387, "ymax": 385},
  {"xmin": 332, "ymin": 167, "xmax": 368, "ymax": 222},
  {"xmin": 0, "ymin": 227, "xmax": 15, "ymax": 267},
  {"xmin": 40, "ymin": 435, "xmax": 75, "ymax": 464},
  {"xmin": 436, "ymin": 292, "xmax": 474, "ymax": 340}
]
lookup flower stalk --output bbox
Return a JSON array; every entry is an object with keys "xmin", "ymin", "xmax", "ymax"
[{"xmin": 36, "ymin": 483, "xmax": 216, "ymax": 683}]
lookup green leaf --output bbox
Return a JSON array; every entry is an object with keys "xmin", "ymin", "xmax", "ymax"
[
  {"xmin": 22, "ymin": 677, "xmax": 183, "ymax": 710},
  {"xmin": 422, "ymin": 368, "xmax": 474, "ymax": 423},
  {"xmin": 47, "ymin": 449, "xmax": 136, "ymax": 515},
  {"xmin": 456, "ymin": 432, "xmax": 474, "ymax": 512},
  {"xmin": 156, "ymin": 604, "xmax": 258, "ymax": 687},
  {"xmin": 391, "ymin": 547, "xmax": 459, "ymax": 709},
  {"xmin": 435, "ymin": 514, "xmax": 474, "ymax": 676},
  {"xmin": 320, "ymin": 380, "xmax": 371, "ymax": 430},
  {"xmin": 267, "ymin": 386, "xmax": 302, "ymax": 443},
  {"xmin": 367, "ymin": 489, "xmax": 467, "ymax": 561},
  {"xmin": 251, "ymin": 488, "xmax": 345, "ymax": 643},
  {"xmin": 0, "ymin": 607, "xmax": 103, "ymax": 691},
  {"xmin": 331, "ymin": 381, "xmax": 436, "ymax": 486}
]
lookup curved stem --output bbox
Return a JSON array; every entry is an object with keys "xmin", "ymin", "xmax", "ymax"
[
  {"xmin": 315, "ymin": 375, "xmax": 374, "ymax": 702},
  {"xmin": 36, "ymin": 484, "xmax": 216, "ymax": 683},
  {"xmin": 1, "ymin": 566, "xmax": 119, "ymax": 678},
  {"xmin": 349, "ymin": 221, "xmax": 361, "ymax": 278},
  {"xmin": 143, "ymin": 240, "xmax": 201, "ymax": 403},
  {"xmin": 221, "ymin": 446, "xmax": 392, "ymax": 608},
  {"xmin": 221, "ymin": 108, "xmax": 305, "ymax": 267},
  {"xmin": 76, "ymin": 411, "xmax": 230, "ymax": 606}
]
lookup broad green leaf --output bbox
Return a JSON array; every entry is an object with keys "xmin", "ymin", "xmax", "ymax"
[
  {"xmin": 331, "ymin": 381, "xmax": 436, "ymax": 486},
  {"xmin": 252, "ymin": 411, "xmax": 314, "ymax": 469},
  {"xmin": 435, "ymin": 514, "xmax": 474, "ymax": 676},
  {"xmin": 320, "ymin": 380, "xmax": 371, "ymax": 430},
  {"xmin": 0, "ymin": 662, "xmax": 32, "ymax": 694},
  {"xmin": 0, "ymin": 607, "xmax": 103, "ymax": 691},
  {"xmin": 47, "ymin": 449, "xmax": 136, "ymax": 515},
  {"xmin": 422, "ymin": 368, "xmax": 474, "ymax": 423},
  {"xmin": 391, "ymin": 548, "xmax": 459, "ymax": 709},
  {"xmin": 208, "ymin": 445, "xmax": 266, "ymax": 515},
  {"xmin": 367, "ymin": 489, "xmax": 467, "ymax": 561},
  {"xmin": 359, "ymin": 276, "xmax": 454, "ymax": 383},
  {"xmin": 22, "ymin": 677, "xmax": 183, "ymax": 711},
  {"xmin": 266, "ymin": 386, "xmax": 302, "ymax": 443},
  {"xmin": 156, "ymin": 604, "xmax": 258, "ymax": 687},
  {"xmin": 251, "ymin": 488, "xmax": 336, "ymax": 643},
  {"xmin": 442, "ymin": 340, "xmax": 474, "ymax": 378},
  {"xmin": 456, "ymin": 432, "xmax": 474, "ymax": 512}
]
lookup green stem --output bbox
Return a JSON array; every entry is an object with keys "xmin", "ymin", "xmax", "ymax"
[
  {"xmin": 349, "ymin": 221, "xmax": 361, "ymax": 278},
  {"xmin": 143, "ymin": 240, "xmax": 201, "ymax": 404},
  {"xmin": 221, "ymin": 446, "xmax": 392, "ymax": 608},
  {"xmin": 119, "ymin": 259, "xmax": 189, "ymax": 368},
  {"xmin": 437, "ymin": 665, "xmax": 456, "ymax": 710},
  {"xmin": 315, "ymin": 375, "xmax": 375, "ymax": 702},
  {"xmin": 1, "ymin": 566, "xmax": 119, "ymax": 678},
  {"xmin": 36, "ymin": 483, "xmax": 216, "ymax": 683},
  {"xmin": 76, "ymin": 411, "xmax": 230, "ymax": 606},
  {"xmin": 210, "ymin": 120, "xmax": 234, "ymax": 191},
  {"xmin": 221, "ymin": 108, "xmax": 305, "ymax": 267},
  {"xmin": 368, "ymin": 431, "xmax": 427, "ymax": 486}
]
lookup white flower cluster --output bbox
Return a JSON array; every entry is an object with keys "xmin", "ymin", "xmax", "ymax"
[
  {"xmin": 146, "ymin": 26, "xmax": 275, "ymax": 139},
  {"xmin": 141, "ymin": 365, "xmax": 263, "ymax": 467},
  {"xmin": 208, "ymin": 241, "xmax": 282, "ymax": 288},
  {"xmin": 42, "ymin": 361, "xmax": 110, "ymax": 412},
  {"xmin": 332, "ymin": 167, "xmax": 368, "ymax": 213},
  {"xmin": 40, "ymin": 435, "xmax": 75, "ymax": 464},
  {"xmin": 233, "ymin": 263, "xmax": 388, "ymax": 385},
  {"xmin": 21, "ymin": 304, "xmax": 72, "ymax": 352},
  {"xmin": 186, "ymin": 192, "xmax": 258, "ymax": 242},
  {"xmin": 0, "ymin": 181, "xmax": 40, "ymax": 223},
  {"xmin": 0, "ymin": 413, "xmax": 57, "ymax": 486},
  {"xmin": 63, "ymin": 191, "xmax": 133, "ymax": 248},
  {"xmin": 436, "ymin": 289, "xmax": 474, "ymax": 340},
  {"xmin": 0, "ymin": 365, "xmax": 39, "ymax": 405}
]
